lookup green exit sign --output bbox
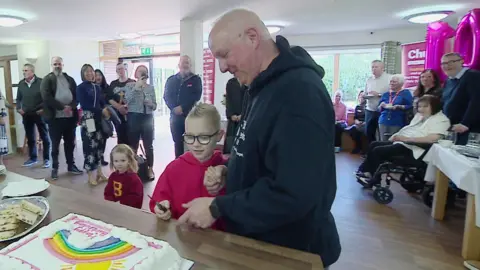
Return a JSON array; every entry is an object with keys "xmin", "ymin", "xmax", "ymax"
[{"xmin": 141, "ymin": 47, "xmax": 153, "ymax": 55}]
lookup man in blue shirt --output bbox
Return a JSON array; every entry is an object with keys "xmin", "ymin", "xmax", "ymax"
[
  {"xmin": 441, "ymin": 52, "xmax": 480, "ymax": 145},
  {"xmin": 163, "ymin": 56, "xmax": 202, "ymax": 158}
]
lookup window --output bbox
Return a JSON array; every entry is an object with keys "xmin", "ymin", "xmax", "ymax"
[
  {"xmin": 310, "ymin": 54, "xmax": 334, "ymax": 93},
  {"xmin": 310, "ymin": 48, "xmax": 381, "ymax": 108},
  {"xmin": 339, "ymin": 51, "xmax": 380, "ymax": 107}
]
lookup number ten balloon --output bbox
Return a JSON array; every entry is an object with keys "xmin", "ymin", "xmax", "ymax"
[{"xmin": 425, "ymin": 9, "xmax": 480, "ymax": 80}]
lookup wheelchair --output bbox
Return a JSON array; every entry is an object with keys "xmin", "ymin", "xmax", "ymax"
[
  {"xmin": 365, "ymin": 155, "xmax": 428, "ymax": 204},
  {"xmin": 358, "ymin": 140, "xmax": 458, "ymax": 205}
]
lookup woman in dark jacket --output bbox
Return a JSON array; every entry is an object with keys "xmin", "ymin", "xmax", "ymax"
[
  {"xmin": 345, "ymin": 91, "xmax": 366, "ymax": 154},
  {"xmin": 77, "ymin": 64, "xmax": 108, "ymax": 186},
  {"xmin": 95, "ymin": 69, "xmax": 110, "ymax": 166},
  {"xmin": 223, "ymin": 77, "xmax": 246, "ymax": 154}
]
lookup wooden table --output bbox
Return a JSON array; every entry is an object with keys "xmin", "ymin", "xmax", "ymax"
[
  {"xmin": 0, "ymin": 182, "xmax": 324, "ymax": 270},
  {"xmin": 424, "ymin": 144, "xmax": 480, "ymax": 265}
]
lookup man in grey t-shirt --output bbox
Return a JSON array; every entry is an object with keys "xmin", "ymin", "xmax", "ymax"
[
  {"xmin": 364, "ymin": 60, "xmax": 390, "ymax": 143},
  {"xmin": 40, "ymin": 56, "xmax": 83, "ymax": 180}
]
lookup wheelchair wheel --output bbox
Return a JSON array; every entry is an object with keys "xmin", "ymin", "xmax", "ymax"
[
  {"xmin": 422, "ymin": 185, "xmax": 457, "ymax": 208},
  {"xmin": 422, "ymin": 185, "xmax": 434, "ymax": 207},
  {"xmin": 373, "ymin": 187, "xmax": 394, "ymax": 204}
]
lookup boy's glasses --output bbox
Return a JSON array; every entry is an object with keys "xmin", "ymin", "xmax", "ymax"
[{"xmin": 183, "ymin": 131, "xmax": 219, "ymax": 145}]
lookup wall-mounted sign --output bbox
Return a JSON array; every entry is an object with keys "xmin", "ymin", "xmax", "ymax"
[
  {"xmin": 140, "ymin": 47, "xmax": 153, "ymax": 56},
  {"xmin": 203, "ymin": 49, "xmax": 215, "ymax": 104}
]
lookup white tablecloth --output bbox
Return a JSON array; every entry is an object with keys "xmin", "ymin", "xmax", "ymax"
[{"xmin": 423, "ymin": 144, "xmax": 480, "ymax": 226}]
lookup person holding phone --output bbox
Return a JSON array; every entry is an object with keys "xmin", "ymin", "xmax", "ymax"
[{"xmin": 119, "ymin": 65, "xmax": 157, "ymax": 180}]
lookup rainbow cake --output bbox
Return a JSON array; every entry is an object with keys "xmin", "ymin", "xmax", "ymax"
[{"xmin": 0, "ymin": 213, "xmax": 183, "ymax": 270}]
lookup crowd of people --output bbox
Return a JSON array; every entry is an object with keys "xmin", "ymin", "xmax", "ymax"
[
  {"xmin": 8, "ymin": 55, "xmax": 202, "ymax": 183},
  {"xmin": 329, "ymin": 53, "xmax": 480, "ymax": 187}
]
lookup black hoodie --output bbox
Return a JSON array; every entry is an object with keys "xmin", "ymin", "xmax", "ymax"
[{"xmin": 214, "ymin": 36, "xmax": 341, "ymax": 267}]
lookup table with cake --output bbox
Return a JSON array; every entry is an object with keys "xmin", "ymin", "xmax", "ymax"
[{"xmin": 0, "ymin": 172, "xmax": 323, "ymax": 270}]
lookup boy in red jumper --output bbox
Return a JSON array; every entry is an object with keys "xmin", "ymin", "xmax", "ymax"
[
  {"xmin": 105, "ymin": 144, "xmax": 144, "ymax": 209},
  {"xmin": 149, "ymin": 103, "xmax": 226, "ymax": 229}
]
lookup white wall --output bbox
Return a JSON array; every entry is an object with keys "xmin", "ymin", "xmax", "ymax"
[
  {"xmin": 48, "ymin": 40, "xmax": 100, "ymax": 84},
  {"xmin": 283, "ymin": 26, "xmax": 426, "ymax": 49},
  {"xmin": 0, "ymin": 45, "xmax": 16, "ymax": 57}
]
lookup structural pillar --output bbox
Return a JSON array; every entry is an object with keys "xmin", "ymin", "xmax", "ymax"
[
  {"xmin": 180, "ymin": 19, "xmax": 204, "ymax": 76},
  {"xmin": 381, "ymin": 41, "xmax": 401, "ymax": 74}
]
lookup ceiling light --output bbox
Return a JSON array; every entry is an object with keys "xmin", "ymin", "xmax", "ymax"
[
  {"xmin": 119, "ymin": 33, "xmax": 141, "ymax": 39},
  {"xmin": 0, "ymin": 15, "xmax": 27, "ymax": 27},
  {"xmin": 266, "ymin": 25, "xmax": 284, "ymax": 34},
  {"xmin": 404, "ymin": 11, "xmax": 453, "ymax": 24}
]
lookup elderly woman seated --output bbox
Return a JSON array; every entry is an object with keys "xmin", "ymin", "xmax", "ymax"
[{"xmin": 356, "ymin": 95, "xmax": 450, "ymax": 186}]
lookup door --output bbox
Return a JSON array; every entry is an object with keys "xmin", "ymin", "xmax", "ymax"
[{"xmin": 0, "ymin": 59, "xmax": 18, "ymax": 153}]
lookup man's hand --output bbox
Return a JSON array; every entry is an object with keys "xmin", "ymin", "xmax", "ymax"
[
  {"xmin": 178, "ymin": 197, "xmax": 216, "ymax": 229},
  {"xmin": 63, "ymin": 105, "xmax": 72, "ymax": 113},
  {"xmin": 114, "ymin": 104, "xmax": 128, "ymax": 115},
  {"xmin": 17, "ymin": 109, "xmax": 25, "ymax": 116},
  {"xmin": 368, "ymin": 91, "xmax": 379, "ymax": 96},
  {"xmin": 144, "ymin": 100, "xmax": 153, "ymax": 107},
  {"xmin": 452, "ymin": 124, "xmax": 469, "ymax": 134},
  {"xmin": 231, "ymin": 115, "xmax": 241, "ymax": 122},
  {"xmin": 173, "ymin": 106, "xmax": 183, "ymax": 116},
  {"xmin": 36, "ymin": 109, "xmax": 43, "ymax": 115},
  {"xmin": 154, "ymin": 200, "xmax": 172, "ymax": 221},
  {"xmin": 204, "ymin": 165, "xmax": 227, "ymax": 195}
]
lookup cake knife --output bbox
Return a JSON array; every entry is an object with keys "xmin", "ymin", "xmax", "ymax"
[{"xmin": 147, "ymin": 195, "xmax": 168, "ymax": 212}]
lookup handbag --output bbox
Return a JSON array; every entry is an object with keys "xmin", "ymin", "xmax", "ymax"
[
  {"xmin": 101, "ymin": 118, "xmax": 114, "ymax": 137},
  {"xmin": 136, "ymin": 143, "xmax": 151, "ymax": 182}
]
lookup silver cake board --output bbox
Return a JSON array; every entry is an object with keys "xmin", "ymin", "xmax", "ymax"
[{"xmin": 181, "ymin": 259, "xmax": 194, "ymax": 269}]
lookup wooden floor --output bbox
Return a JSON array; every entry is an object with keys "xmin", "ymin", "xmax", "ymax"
[{"xmin": 2, "ymin": 124, "xmax": 467, "ymax": 269}]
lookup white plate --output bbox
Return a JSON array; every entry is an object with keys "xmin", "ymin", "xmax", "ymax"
[
  {"xmin": 364, "ymin": 95, "xmax": 376, "ymax": 99},
  {"xmin": 1, "ymin": 180, "xmax": 50, "ymax": 198},
  {"xmin": 0, "ymin": 196, "xmax": 50, "ymax": 242}
]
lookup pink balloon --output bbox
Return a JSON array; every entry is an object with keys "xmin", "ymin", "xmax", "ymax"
[
  {"xmin": 425, "ymin": 21, "xmax": 455, "ymax": 81},
  {"xmin": 454, "ymin": 8, "xmax": 480, "ymax": 70}
]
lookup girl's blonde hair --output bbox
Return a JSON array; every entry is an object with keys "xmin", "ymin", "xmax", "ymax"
[{"xmin": 110, "ymin": 144, "xmax": 138, "ymax": 173}]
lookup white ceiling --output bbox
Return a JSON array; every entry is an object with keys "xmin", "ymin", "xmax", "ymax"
[{"xmin": 0, "ymin": 0, "xmax": 475, "ymax": 45}]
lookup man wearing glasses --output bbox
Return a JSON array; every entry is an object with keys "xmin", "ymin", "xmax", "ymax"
[
  {"xmin": 16, "ymin": 64, "xmax": 51, "ymax": 168},
  {"xmin": 441, "ymin": 52, "xmax": 480, "ymax": 145}
]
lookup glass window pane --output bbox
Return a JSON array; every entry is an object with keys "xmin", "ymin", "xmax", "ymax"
[
  {"xmin": 338, "ymin": 51, "xmax": 380, "ymax": 107},
  {"xmin": 0, "ymin": 67, "xmax": 5, "ymax": 97},
  {"xmin": 310, "ymin": 54, "xmax": 334, "ymax": 94},
  {"xmin": 10, "ymin": 60, "xmax": 19, "ymax": 84},
  {"xmin": 12, "ymin": 87, "xmax": 18, "ymax": 101}
]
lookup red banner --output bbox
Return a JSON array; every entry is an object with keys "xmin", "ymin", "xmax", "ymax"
[
  {"xmin": 203, "ymin": 49, "xmax": 215, "ymax": 104},
  {"xmin": 401, "ymin": 41, "xmax": 426, "ymax": 88}
]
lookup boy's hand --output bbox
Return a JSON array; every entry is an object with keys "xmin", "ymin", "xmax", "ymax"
[
  {"xmin": 154, "ymin": 200, "xmax": 171, "ymax": 221},
  {"xmin": 204, "ymin": 165, "xmax": 227, "ymax": 195}
]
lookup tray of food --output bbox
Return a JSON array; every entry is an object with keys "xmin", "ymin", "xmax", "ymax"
[{"xmin": 0, "ymin": 196, "xmax": 49, "ymax": 242}]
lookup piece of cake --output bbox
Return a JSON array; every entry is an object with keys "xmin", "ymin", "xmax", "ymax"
[
  {"xmin": 0, "ymin": 213, "xmax": 184, "ymax": 270},
  {"xmin": 15, "ymin": 209, "xmax": 39, "ymax": 226},
  {"xmin": 20, "ymin": 200, "xmax": 44, "ymax": 215},
  {"xmin": 0, "ymin": 223, "xmax": 17, "ymax": 232},
  {"xmin": 0, "ymin": 230, "xmax": 15, "ymax": 240},
  {"xmin": 0, "ymin": 217, "xmax": 18, "ymax": 226}
]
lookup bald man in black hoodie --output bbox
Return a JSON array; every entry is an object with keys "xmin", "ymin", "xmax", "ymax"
[{"xmin": 177, "ymin": 9, "xmax": 340, "ymax": 268}]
